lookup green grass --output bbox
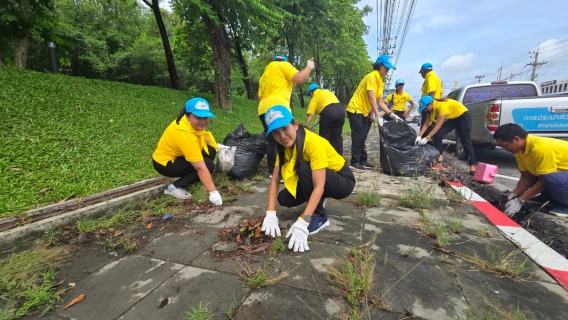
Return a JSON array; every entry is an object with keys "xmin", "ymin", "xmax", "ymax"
[
  {"xmin": 1, "ymin": 68, "xmax": 313, "ymax": 217},
  {"xmin": 183, "ymin": 302, "xmax": 214, "ymax": 320}
]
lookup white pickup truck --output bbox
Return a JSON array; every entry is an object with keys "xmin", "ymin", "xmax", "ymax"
[{"xmin": 443, "ymin": 81, "xmax": 568, "ymax": 159}]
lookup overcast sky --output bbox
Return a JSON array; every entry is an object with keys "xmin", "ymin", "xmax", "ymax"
[{"xmin": 357, "ymin": 0, "xmax": 568, "ymax": 99}]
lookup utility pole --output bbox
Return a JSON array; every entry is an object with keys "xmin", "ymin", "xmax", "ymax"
[
  {"xmin": 527, "ymin": 45, "xmax": 547, "ymax": 81},
  {"xmin": 508, "ymin": 69, "xmax": 520, "ymax": 81},
  {"xmin": 475, "ymin": 71, "xmax": 485, "ymax": 84},
  {"xmin": 497, "ymin": 62, "xmax": 503, "ymax": 81}
]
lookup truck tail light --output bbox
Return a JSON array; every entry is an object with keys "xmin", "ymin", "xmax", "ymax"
[{"xmin": 485, "ymin": 104, "xmax": 501, "ymax": 131}]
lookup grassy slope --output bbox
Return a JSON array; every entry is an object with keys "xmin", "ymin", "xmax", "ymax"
[{"xmin": 1, "ymin": 68, "xmax": 315, "ymax": 217}]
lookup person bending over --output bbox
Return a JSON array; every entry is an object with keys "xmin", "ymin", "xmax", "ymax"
[
  {"xmin": 260, "ymin": 106, "xmax": 356, "ymax": 252},
  {"xmin": 305, "ymin": 83, "xmax": 345, "ymax": 155},
  {"xmin": 152, "ymin": 97, "xmax": 222, "ymax": 206},
  {"xmin": 494, "ymin": 123, "xmax": 568, "ymax": 217}
]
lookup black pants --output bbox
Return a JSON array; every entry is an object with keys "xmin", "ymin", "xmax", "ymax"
[
  {"xmin": 432, "ymin": 112, "xmax": 476, "ymax": 165},
  {"xmin": 152, "ymin": 146, "xmax": 216, "ymax": 188},
  {"xmin": 383, "ymin": 110, "xmax": 405, "ymax": 122},
  {"xmin": 278, "ymin": 162, "xmax": 356, "ymax": 216},
  {"xmin": 319, "ymin": 103, "xmax": 345, "ymax": 155},
  {"xmin": 259, "ymin": 114, "xmax": 277, "ymax": 175},
  {"xmin": 347, "ymin": 111, "xmax": 371, "ymax": 165}
]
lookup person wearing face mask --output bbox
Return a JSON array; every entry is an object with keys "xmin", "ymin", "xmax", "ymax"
[
  {"xmin": 260, "ymin": 106, "xmax": 356, "ymax": 252},
  {"xmin": 345, "ymin": 55, "xmax": 400, "ymax": 172},
  {"xmin": 152, "ymin": 97, "xmax": 223, "ymax": 206}
]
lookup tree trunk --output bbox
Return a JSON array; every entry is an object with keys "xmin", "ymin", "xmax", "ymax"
[
  {"xmin": 286, "ymin": 36, "xmax": 294, "ymax": 110},
  {"xmin": 297, "ymin": 86, "xmax": 305, "ymax": 108},
  {"xmin": 144, "ymin": 0, "xmax": 180, "ymax": 90},
  {"xmin": 314, "ymin": 46, "xmax": 321, "ymax": 87},
  {"xmin": 203, "ymin": 10, "xmax": 232, "ymax": 110},
  {"xmin": 229, "ymin": 22, "xmax": 254, "ymax": 100},
  {"xmin": 14, "ymin": 35, "xmax": 30, "ymax": 69}
]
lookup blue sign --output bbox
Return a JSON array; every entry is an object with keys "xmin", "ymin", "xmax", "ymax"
[{"xmin": 512, "ymin": 107, "xmax": 568, "ymax": 131}]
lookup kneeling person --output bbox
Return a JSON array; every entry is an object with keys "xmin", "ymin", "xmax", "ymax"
[
  {"xmin": 494, "ymin": 124, "xmax": 568, "ymax": 217},
  {"xmin": 152, "ymin": 97, "xmax": 223, "ymax": 206},
  {"xmin": 260, "ymin": 106, "xmax": 356, "ymax": 252}
]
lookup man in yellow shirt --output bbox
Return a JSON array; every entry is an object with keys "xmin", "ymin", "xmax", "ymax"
[
  {"xmin": 346, "ymin": 55, "xmax": 400, "ymax": 171},
  {"xmin": 305, "ymin": 83, "xmax": 345, "ymax": 155},
  {"xmin": 257, "ymin": 54, "xmax": 314, "ymax": 177},
  {"xmin": 419, "ymin": 62, "xmax": 443, "ymax": 131},
  {"xmin": 383, "ymin": 79, "xmax": 415, "ymax": 121},
  {"xmin": 494, "ymin": 124, "xmax": 568, "ymax": 217}
]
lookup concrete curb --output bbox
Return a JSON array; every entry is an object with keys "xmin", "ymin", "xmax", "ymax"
[
  {"xmin": 446, "ymin": 180, "xmax": 568, "ymax": 290},
  {"xmin": 0, "ymin": 183, "xmax": 167, "ymax": 243}
]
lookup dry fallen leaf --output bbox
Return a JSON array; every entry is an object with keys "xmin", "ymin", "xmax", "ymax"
[
  {"xmin": 236, "ymin": 234, "xmax": 242, "ymax": 243},
  {"xmin": 64, "ymin": 294, "xmax": 85, "ymax": 309},
  {"xmin": 254, "ymin": 226, "xmax": 261, "ymax": 238},
  {"xmin": 180, "ymin": 230, "xmax": 191, "ymax": 236},
  {"xmin": 114, "ymin": 229, "xmax": 125, "ymax": 237},
  {"xmin": 11, "ymin": 167, "xmax": 22, "ymax": 171},
  {"xmin": 38, "ymin": 188, "xmax": 50, "ymax": 194},
  {"xmin": 146, "ymin": 223, "xmax": 152, "ymax": 229},
  {"xmin": 236, "ymin": 245, "xmax": 253, "ymax": 250}
]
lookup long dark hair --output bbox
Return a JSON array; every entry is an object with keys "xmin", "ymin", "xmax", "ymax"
[
  {"xmin": 176, "ymin": 107, "xmax": 188, "ymax": 125},
  {"xmin": 275, "ymin": 121, "xmax": 306, "ymax": 177}
]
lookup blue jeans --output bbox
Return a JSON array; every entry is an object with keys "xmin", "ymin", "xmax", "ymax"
[{"xmin": 543, "ymin": 171, "xmax": 568, "ymax": 209}]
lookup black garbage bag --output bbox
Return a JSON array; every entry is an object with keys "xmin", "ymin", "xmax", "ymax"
[
  {"xmin": 223, "ymin": 124, "xmax": 267, "ymax": 180},
  {"xmin": 379, "ymin": 121, "xmax": 440, "ymax": 176}
]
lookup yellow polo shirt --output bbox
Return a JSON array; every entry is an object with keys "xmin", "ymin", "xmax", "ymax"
[
  {"xmin": 514, "ymin": 135, "xmax": 568, "ymax": 176},
  {"xmin": 306, "ymin": 89, "xmax": 340, "ymax": 115},
  {"xmin": 384, "ymin": 91, "xmax": 413, "ymax": 112},
  {"xmin": 275, "ymin": 130, "xmax": 345, "ymax": 198},
  {"xmin": 346, "ymin": 70, "xmax": 383, "ymax": 117},
  {"xmin": 429, "ymin": 99, "xmax": 467, "ymax": 126},
  {"xmin": 152, "ymin": 116, "xmax": 218, "ymax": 166},
  {"xmin": 257, "ymin": 61, "xmax": 299, "ymax": 115},
  {"xmin": 421, "ymin": 71, "xmax": 443, "ymax": 99}
]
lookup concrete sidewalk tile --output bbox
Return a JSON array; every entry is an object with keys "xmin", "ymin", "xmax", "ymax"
[
  {"xmin": 234, "ymin": 284, "xmax": 350, "ymax": 320},
  {"xmin": 190, "ymin": 240, "xmax": 270, "ymax": 274},
  {"xmin": 365, "ymin": 205, "xmax": 422, "ymax": 226},
  {"xmin": 362, "ymin": 221, "xmax": 432, "ymax": 256},
  {"xmin": 55, "ymin": 246, "xmax": 124, "ymax": 284},
  {"xmin": 57, "ymin": 255, "xmax": 183, "ymax": 320},
  {"xmin": 451, "ymin": 265, "xmax": 568, "ymax": 319},
  {"xmin": 138, "ymin": 226, "xmax": 220, "ymax": 265},
  {"xmin": 269, "ymin": 242, "xmax": 350, "ymax": 296},
  {"xmin": 120, "ymin": 266, "xmax": 246, "ymax": 320},
  {"xmin": 370, "ymin": 254, "xmax": 465, "ymax": 319},
  {"xmin": 191, "ymin": 206, "xmax": 259, "ymax": 228}
]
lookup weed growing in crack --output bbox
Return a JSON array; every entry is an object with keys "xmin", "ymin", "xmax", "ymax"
[
  {"xmin": 357, "ymin": 191, "xmax": 381, "ymax": 207},
  {"xmin": 400, "ymin": 245, "xmax": 417, "ymax": 257},
  {"xmin": 476, "ymin": 227, "xmax": 492, "ymax": 238},
  {"xmin": 239, "ymin": 263, "xmax": 290, "ymax": 289},
  {"xmin": 270, "ymin": 238, "xmax": 285, "ymax": 258},
  {"xmin": 454, "ymin": 244, "xmax": 529, "ymax": 278},
  {"xmin": 447, "ymin": 218, "xmax": 464, "ymax": 233},
  {"xmin": 455, "ymin": 296, "xmax": 534, "ymax": 320},
  {"xmin": 445, "ymin": 187, "xmax": 465, "ymax": 204},
  {"xmin": 184, "ymin": 302, "xmax": 214, "ymax": 320},
  {"xmin": 397, "ymin": 182, "xmax": 437, "ymax": 211}
]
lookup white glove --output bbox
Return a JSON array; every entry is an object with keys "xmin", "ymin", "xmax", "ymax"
[
  {"xmin": 507, "ymin": 192, "xmax": 518, "ymax": 200},
  {"xmin": 415, "ymin": 136, "xmax": 422, "ymax": 145},
  {"xmin": 389, "ymin": 112, "xmax": 403, "ymax": 122},
  {"xmin": 261, "ymin": 211, "xmax": 281, "ymax": 237},
  {"xmin": 417, "ymin": 137, "xmax": 429, "ymax": 146},
  {"xmin": 504, "ymin": 198, "xmax": 524, "ymax": 217},
  {"xmin": 306, "ymin": 60, "xmax": 315, "ymax": 70},
  {"xmin": 209, "ymin": 191, "xmax": 222, "ymax": 206},
  {"xmin": 286, "ymin": 218, "xmax": 310, "ymax": 252}
]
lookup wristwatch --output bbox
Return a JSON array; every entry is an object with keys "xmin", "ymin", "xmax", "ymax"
[{"xmin": 301, "ymin": 214, "xmax": 312, "ymax": 222}]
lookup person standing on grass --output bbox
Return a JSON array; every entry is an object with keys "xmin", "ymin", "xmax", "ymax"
[
  {"xmin": 418, "ymin": 62, "xmax": 443, "ymax": 134},
  {"xmin": 260, "ymin": 106, "xmax": 356, "ymax": 252},
  {"xmin": 152, "ymin": 97, "xmax": 223, "ymax": 206},
  {"xmin": 257, "ymin": 54, "xmax": 315, "ymax": 178},
  {"xmin": 346, "ymin": 55, "xmax": 402, "ymax": 172},
  {"xmin": 493, "ymin": 124, "xmax": 568, "ymax": 217},
  {"xmin": 415, "ymin": 96, "xmax": 476, "ymax": 173},
  {"xmin": 382, "ymin": 79, "xmax": 415, "ymax": 121},
  {"xmin": 305, "ymin": 83, "xmax": 345, "ymax": 155}
]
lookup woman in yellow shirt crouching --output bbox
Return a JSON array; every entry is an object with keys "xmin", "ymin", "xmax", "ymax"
[
  {"xmin": 260, "ymin": 106, "xmax": 356, "ymax": 252},
  {"xmin": 152, "ymin": 97, "xmax": 222, "ymax": 206},
  {"xmin": 416, "ymin": 96, "xmax": 476, "ymax": 174}
]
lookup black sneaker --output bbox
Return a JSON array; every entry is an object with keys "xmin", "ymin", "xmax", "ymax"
[
  {"xmin": 349, "ymin": 163, "xmax": 367, "ymax": 172},
  {"xmin": 360, "ymin": 161, "xmax": 374, "ymax": 169},
  {"xmin": 549, "ymin": 206, "xmax": 568, "ymax": 217},
  {"xmin": 307, "ymin": 213, "xmax": 330, "ymax": 234}
]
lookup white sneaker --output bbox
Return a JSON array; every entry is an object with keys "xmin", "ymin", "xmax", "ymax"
[{"xmin": 164, "ymin": 184, "xmax": 192, "ymax": 199}]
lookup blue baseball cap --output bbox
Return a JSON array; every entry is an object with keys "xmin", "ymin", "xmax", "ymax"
[
  {"xmin": 185, "ymin": 97, "xmax": 216, "ymax": 118},
  {"xmin": 418, "ymin": 96, "xmax": 434, "ymax": 113},
  {"xmin": 305, "ymin": 83, "xmax": 319, "ymax": 96},
  {"xmin": 273, "ymin": 54, "xmax": 287, "ymax": 61},
  {"xmin": 395, "ymin": 79, "xmax": 405, "ymax": 86},
  {"xmin": 264, "ymin": 105, "xmax": 293, "ymax": 136},
  {"xmin": 374, "ymin": 55, "xmax": 396, "ymax": 70},
  {"xmin": 419, "ymin": 62, "xmax": 433, "ymax": 73}
]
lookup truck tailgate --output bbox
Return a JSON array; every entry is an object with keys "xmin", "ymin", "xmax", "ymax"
[{"xmin": 500, "ymin": 96, "xmax": 568, "ymax": 135}]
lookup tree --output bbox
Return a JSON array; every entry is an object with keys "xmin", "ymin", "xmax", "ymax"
[{"xmin": 141, "ymin": 0, "xmax": 180, "ymax": 90}]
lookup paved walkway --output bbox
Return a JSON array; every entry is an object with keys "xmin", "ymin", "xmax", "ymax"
[{"xmin": 26, "ymin": 130, "xmax": 568, "ymax": 319}]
